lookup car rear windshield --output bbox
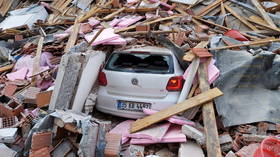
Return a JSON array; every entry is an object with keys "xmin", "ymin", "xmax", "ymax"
[{"xmin": 105, "ymin": 52, "xmax": 174, "ymax": 74}]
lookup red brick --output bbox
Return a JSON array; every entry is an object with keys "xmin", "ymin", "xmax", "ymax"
[
  {"xmin": 31, "ymin": 131, "xmax": 52, "ymax": 151},
  {"xmin": 0, "ymin": 101, "xmax": 24, "ymax": 117},
  {"xmin": 2, "ymin": 84, "xmax": 17, "ymax": 97},
  {"xmin": 192, "ymin": 48, "xmax": 213, "ymax": 58},
  {"xmin": 105, "ymin": 133, "xmax": 122, "ymax": 157},
  {"xmin": 36, "ymin": 91, "xmax": 52, "ymax": 108},
  {"xmin": 29, "ymin": 147, "xmax": 51, "ymax": 157},
  {"xmin": 136, "ymin": 24, "xmax": 150, "ymax": 32}
]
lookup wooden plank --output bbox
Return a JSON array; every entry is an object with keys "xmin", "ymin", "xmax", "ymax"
[
  {"xmin": 246, "ymin": 16, "xmax": 280, "ymax": 33},
  {"xmin": 250, "ymin": 0, "xmax": 277, "ymax": 28},
  {"xmin": 78, "ymin": 0, "xmax": 114, "ymax": 23},
  {"xmin": 183, "ymin": 41, "xmax": 209, "ymax": 62},
  {"xmin": 194, "ymin": 16, "xmax": 260, "ymax": 40},
  {"xmin": 220, "ymin": 2, "xmax": 229, "ymax": 27},
  {"xmin": 32, "ymin": 37, "xmax": 44, "ymax": 77},
  {"xmin": 224, "ymin": 4, "xmax": 258, "ymax": 31},
  {"xmin": 130, "ymin": 88, "xmax": 223, "ymax": 133},
  {"xmin": 103, "ymin": 7, "xmax": 125, "ymax": 21},
  {"xmin": 198, "ymin": 60, "xmax": 222, "ymax": 157},
  {"xmin": 0, "ymin": 64, "xmax": 14, "ymax": 73},
  {"xmin": 64, "ymin": 19, "xmax": 80, "ymax": 53},
  {"xmin": 197, "ymin": 0, "xmax": 226, "ymax": 16},
  {"xmin": 209, "ymin": 38, "xmax": 280, "ymax": 50}
]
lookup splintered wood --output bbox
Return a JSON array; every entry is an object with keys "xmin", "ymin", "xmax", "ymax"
[
  {"xmin": 198, "ymin": 60, "xmax": 222, "ymax": 157},
  {"xmin": 130, "ymin": 88, "xmax": 223, "ymax": 133}
]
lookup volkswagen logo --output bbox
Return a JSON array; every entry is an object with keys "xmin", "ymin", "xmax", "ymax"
[{"xmin": 131, "ymin": 78, "xmax": 138, "ymax": 85}]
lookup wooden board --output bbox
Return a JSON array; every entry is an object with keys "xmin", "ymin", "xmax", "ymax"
[
  {"xmin": 209, "ymin": 38, "xmax": 280, "ymax": 50},
  {"xmin": 32, "ymin": 37, "xmax": 44, "ymax": 77},
  {"xmin": 64, "ymin": 19, "xmax": 80, "ymax": 53},
  {"xmin": 250, "ymin": 0, "xmax": 277, "ymax": 28},
  {"xmin": 198, "ymin": 60, "xmax": 222, "ymax": 157},
  {"xmin": 197, "ymin": 0, "xmax": 226, "ymax": 16},
  {"xmin": 130, "ymin": 88, "xmax": 223, "ymax": 133},
  {"xmin": 224, "ymin": 4, "xmax": 258, "ymax": 31}
]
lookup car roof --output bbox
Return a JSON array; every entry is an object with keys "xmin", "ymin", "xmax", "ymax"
[{"xmin": 115, "ymin": 46, "xmax": 173, "ymax": 55}]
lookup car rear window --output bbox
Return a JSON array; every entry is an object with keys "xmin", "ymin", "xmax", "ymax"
[{"xmin": 105, "ymin": 52, "xmax": 174, "ymax": 74}]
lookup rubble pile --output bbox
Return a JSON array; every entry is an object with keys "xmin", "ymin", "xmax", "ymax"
[{"xmin": 0, "ymin": 0, "xmax": 279, "ymax": 156}]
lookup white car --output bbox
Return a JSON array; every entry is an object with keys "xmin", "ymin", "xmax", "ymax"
[{"xmin": 96, "ymin": 46, "xmax": 184, "ymax": 119}]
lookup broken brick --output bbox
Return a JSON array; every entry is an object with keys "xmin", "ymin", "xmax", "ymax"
[
  {"xmin": 2, "ymin": 83, "xmax": 17, "ymax": 97},
  {"xmin": 104, "ymin": 133, "xmax": 122, "ymax": 157},
  {"xmin": 192, "ymin": 48, "xmax": 213, "ymax": 58},
  {"xmin": 31, "ymin": 131, "xmax": 52, "ymax": 151}
]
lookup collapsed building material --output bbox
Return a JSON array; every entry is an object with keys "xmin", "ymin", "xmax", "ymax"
[
  {"xmin": 130, "ymin": 88, "xmax": 223, "ymax": 133},
  {"xmin": 178, "ymin": 142, "xmax": 204, "ymax": 157}
]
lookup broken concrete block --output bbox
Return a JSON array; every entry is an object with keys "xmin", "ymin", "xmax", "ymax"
[
  {"xmin": 178, "ymin": 142, "xmax": 204, "ymax": 157},
  {"xmin": 104, "ymin": 133, "xmax": 122, "ymax": 157},
  {"xmin": 49, "ymin": 53, "xmax": 82, "ymax": 110},
  {"xmin": 78, "ymin": 121, "xmax": 99, "ymax": 157},
  {"xmin": 156, "ymin": 148, "xmax": 176, "ymax": 157},
  {"xmin": 182, "ymin": 125, "xmax": 205, "ymax": 145},
  {"xmin": 225, "ymin": 151, "xmax": 237, "ymax": 157},
  {"xmin": 219, "ymin": 133, "xmax": 233, "ymax": 152},
  {"xmin": 126, "ymin": 145, "xmax": 144, "ymax": 157},
  {"xmin": 51, "ymin": 140, "xmax": 73, "ymax": 157},
  {"xmin": 94, "ymin": 118, "xmax": 111, "ymax": 157},
  {"xmin": 31, "ymin": 131, "xmax": 52, "ymax": 151},
  {"xmin": 72, "ymin": 51, "xmax": 105, "ymax": 112},
  {"xmin": 242, "ymin": 134, "xmax": 270, "ymax": 143},
  {"xmin": 0, "ymin": 143, "xmax": 17, "ymax": 157},
  {"xmin": 22, "ymin": 87, "xmax": 41, "ymax": 104},
  {"xmin": 0, "ymin": 128, "xmax": 18, "ymax": 143}
]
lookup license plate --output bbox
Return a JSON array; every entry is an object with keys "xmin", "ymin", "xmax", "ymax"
[{"xmin": 117, "ymin": 100, "xmax": 151, "ymax": 112}]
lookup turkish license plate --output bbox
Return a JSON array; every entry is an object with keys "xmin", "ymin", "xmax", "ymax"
[{"xmin": 117, "ymin": 100, "xmax": 151, "ymax": 112}]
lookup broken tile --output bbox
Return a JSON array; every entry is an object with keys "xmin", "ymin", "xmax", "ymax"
[
  {"xmin": 178, "ymin": 142, "xmax": 204, "ymax": 157},
  {"xmin": 192, "ymin": 48, "xmax": 213, "ymax": 58}
]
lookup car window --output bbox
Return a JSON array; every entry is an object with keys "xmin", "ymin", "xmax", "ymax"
[{"xmin": 105, "ymin": 52, "xmax": 174, "ymax": 74}]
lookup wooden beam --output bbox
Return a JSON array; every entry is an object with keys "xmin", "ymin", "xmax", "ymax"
[
  {"xmin": 102, "ymin": 7, "xmax": 125, "ymax": 21},
  {"xmin": 198, "ymin": 60, "xmax": 222, "ymax": 157},
  {"xmin": 224, "ymin": 4, "xmax": 258, "ymax": 31},
  {"xmin": 130, "ymin": 88, "xmax": 223, "ymax": 133},
  {"xmin": 246, "ymin": 17, "xmax": 280, "ymax": 33},
  {"xmin": 197, "ymin": 0, "xmax": 226, "ymax": 16},
  {"xmin": 209, "ymin": 38, "xmax": 280, "ymax": 50},
  {"xmin": 64, "ymin": 19, "xmax": 80, "ymax": 53},
  {"xmin": 250, "ymin": 0, "xmax": 277, "ymax": 28},
  {"xmin": 32, "ymin": 37, "xmax": 44, "ymax": 76},
  {"xmin": 194, "ymin": 16, "xmax": 260, "ymax": 40},
  {"xmin": 78, "ymin": 0, "xmax": 114, "ymax": 23},
  {"xmin": 0, "ymin": 64, "xmax": 14, "ymax": 73}
]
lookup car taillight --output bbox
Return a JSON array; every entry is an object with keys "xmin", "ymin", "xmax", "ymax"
[
  {"xmin": 98, "ymin": 71, "xmax": 107, "ymax": 86},
  {"xmin": 166, "ymin": 76, "xmax": 184, "ymax": 91}
]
